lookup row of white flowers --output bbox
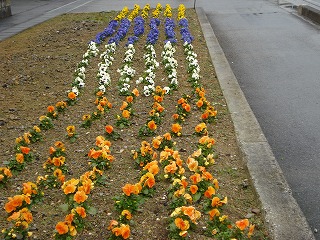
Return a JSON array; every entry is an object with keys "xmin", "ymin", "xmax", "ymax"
[
  {"xmin": 117, "ymin": 44, "xmax": 136, "ymax": 95},
  {"xmin": 161, "ymin": 41, "xmax": 178, "ymax": 93},
  {"xmin": 70, "ymin": 41, "xmax": 100, "ymax": 97},
  {"xmin": 183, "ymin": 42, "xmax": 200, "ymax": 86},
  {"xmin": 136, "ymin": 44, "xmax": 160, "ymax": 96},
  {"xmin": 97, "ymin": 42, "xmax": 117, "ymax": 93}
]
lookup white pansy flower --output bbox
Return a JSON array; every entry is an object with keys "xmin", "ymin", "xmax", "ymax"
[
  {"xmin": 71, "ymin": 86, "xmax": 79, "ymax": 96},
  {"xmin": 163, "ymin": 86, "xmax": 171, "ymax": 94},
  {"xmin": 99, "ymin": 85, "xmax": 106, "ymax": 93}
]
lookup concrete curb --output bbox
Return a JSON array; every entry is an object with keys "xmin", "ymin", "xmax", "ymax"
[
  {"xmin": 298, "ymin": 4, "xmax": 320, "ymax": 24},
  {"xmin": 196, "ymin": 7, "xmax": 315, "ymax": 240}
]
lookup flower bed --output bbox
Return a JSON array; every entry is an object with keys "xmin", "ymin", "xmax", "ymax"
[{"xmin": 0, "ymin": 4, "xmax": 269, "ymax": 240}]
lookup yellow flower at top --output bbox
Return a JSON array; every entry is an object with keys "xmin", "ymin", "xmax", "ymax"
[
  {"xmin": 152, "ymin": 3, "xmax": 162, "ymax": 18},
  {"xmin": 164, "ymin": 4, "xmax": 172, "ymax": 18},
  {"xmin": 127, "ymin": 4, "xmax": 140, "ymax": 21},
  {"xmin": 115, "ymin": 6, "xmax": 129, "ymax": 21},
  {"xmin": 177, "ymin": 4, "xmax": 186, "ymax": 20},
  {"xmin": 141, "ymin": 4, "xmax": 150, "ymax": 19}
]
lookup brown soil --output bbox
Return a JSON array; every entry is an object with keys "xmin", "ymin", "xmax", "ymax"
[{"xmin": 0, "ymin": 9, "xmax": 269, "ymax": 240}]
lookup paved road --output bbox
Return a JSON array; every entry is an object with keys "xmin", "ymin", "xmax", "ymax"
[
  {"xmin": 202, "ymin": 0, "xmax": 320, "ymax": 237},
  {"xmin": 1, "ymin": 0, "xmax": 320, "ymax": 238}
]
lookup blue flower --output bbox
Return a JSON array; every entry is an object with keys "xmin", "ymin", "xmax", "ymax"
[
  {"xmin": 108, "ymin": 18, "xmax": 131, "ymax": 45},
  {"xmin": 164, "ymin": 18, "xmax": 177, "ymax": 43},
  {"xmin": 93, "ymin": 20, "xmax": 118, "ymax": 44},
  {"xmin": 126, "ymin": 36, "xmax": 139, "ymax": 46},
  {"xmin": 179, "ymin": 18, "xmax": 194, "ymax": 43},
  {"xmin": 133, "ymin": 16, "xmax": 145, "ymax": 36},
  {"xmin": 146, "ymin": 18, "xmax": 160, "ymax": 45}
]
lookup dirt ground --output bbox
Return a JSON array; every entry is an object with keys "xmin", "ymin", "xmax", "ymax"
[{"xmin": 0, "ymin": 9, "xmax": 269, "ymax": 239}]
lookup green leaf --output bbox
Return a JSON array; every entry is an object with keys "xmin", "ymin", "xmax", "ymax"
[
  {"xmin": 143, "ymin": 188, "xmax": 149, "ymax": 195},
  {"xmin": 193, "ymin": 192, "xmax": 202, "ymax": 202},
  {"xmin": 87, "ymin": 206, "xmax": 97, "ymax": 215},
  {"xmin": 59, "ymin": 203, "xmax": 69, "ymax": 212}
]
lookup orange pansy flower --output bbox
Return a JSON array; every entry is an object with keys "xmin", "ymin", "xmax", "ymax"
[
  {"xmin": 248, "ymin": 224, "xmax": 255, "ymax": 238},
  {"xmin": 189, "ymin": 173, "xmax": 201, "ymax": 184},
  {"xmin": 105, "ymin": 125, "xmax": 113, "ymax": 134},
  {"xmin": 120, "ymin": 224, "xmax": 131, "ymax": 239},
  {"xmin": 171, "ymin": 123, "xmax": 182, "ymax": 134},
  {"xmin": 195, "ymin": 122, "xmax": 206, "ymax": 133},
  {"xmin": 202, "ymin": 170, "xmax": 213, "ymax": 180},
  {"xmin": 16, "ymin": 153, "xmax": 24, "ymax": 163},
  {"xmin": 63, "ymin": 184, "xmax": 76, "ymax": 195},
  {"xmin": 187, "ymin": 158, "xmax": 198, "ymax": 172},
  {"xmin": 183, "ymin": 103, "xmax": 191, "ymax": 112},
  {"xmin": 120, "ymin": 101, "xmax": 128, "ymax": 111},
  {"xmin": 97, "ymin": 104, "xmax": 104, "ymax": 112},
  {"xmin": 53, "ymin": 168, "xmax": 63, "ymax": 177},
  {"xmin": 211, "ymin": 196, "xmax": 228, "ymax": 207},
  {"xmin": 177, "ymin": 98, "xmax": 185, "ymax": 104},
  {"xmin": 204, "ymin": 186, "xmax": 216, "ymax": 198},
  {"xmin": 143, "ymin": 161, "xmax": 159, "ymax": 175},
  {"xmin": 132, "ymin": 88, "xmax": 139, "ymax": 97},
  {"xmin": 95, "ymin": 135, "xmax": 105, "ymax": 147},
  {"xmin": 201, "ymin": 112, "xmax": 209, "ymax": 120},
  {"xmin": 181, "ymin": 206, "xmax": 201, "ymax": 223},
  {"xmin": 122, "ymin": 110, "xmax": 130, "ymax": 118},
  {"xmin": 75, "ymin": 206, "xmax": 86, "ymax": 218},
  {"xmin": 144, "ymin": 174, "xmax": 155, "ymax": 188},
  {"xmin": 181, "ymin": 179, "xmax": 188, "ymax": 188},
  {"xmin": 152, "ymin": 138, "xmax": 161, "ymax": 149},
  {"xmin": 47, "ymin": 105, "xmax": 55, "ymax": 113},
  {"xmin": 164, "ymin": 161, "xmax": 177, "ymax": 174},
  {"xmin": 147, "ymin": 120, "xmax": 157, "ymax": 130},
  {"xmin": 108, "ymin": 220, "xmax": 118, "ymax": 230},
  {"xmin": 68, "ymin": 91, "xmax": 76, "ymax": 100},
  {"xmin": 121, "ymin": 210, "xmax": 132, "ymax": 220},
  {"xmin": 96, "ymin": 90, "xmax": 103, "ymax": 97},
  {"xmin": 209, "ymin": 208, "xmax": 220, "ymax": 220},
  {"xmin": 163, "ymin": 132, "xmax": 171, "ymax": 140},
  {"xmin": 88, "ymin": 149, "xmax": 102, "ymax": 159},
  {"xmin": 174, "ymin": 218, "xmax": 190, "ymax": 231},
  {"xmin": 190, "ymin": 185, "xmax": 198, "ymax": 195},
  {"xmin": 56, "ymin": 221, "xmax": 69, "ymax": 235},
  {"xmin": 236, "ymin": 219, "xmax": 250, "ymax": 231},
  {"xmin": 196, "ymin": 99, "xmax": 203, "ymax": 108},
  {"xmin": 154, "ymin": 95, "xmax": 163, "ymax": 103},
  {"xmin": 122, "ymin": 183, "xmax": 136, "ymax": 196},
  {"xmin": 74, "ymin": 190, "xmax": 88, "ymax": 204},
  {"xmin": 172, "ymin": 113, "xmax": 179, "ymax": 120},
  {"xmin": 126, "ymin": 95, "xmax": 134, "ymax": 103},
  {"xmin": 22, "ymin": 182, "xmax": 37, "ymax": 195},
  {"xmin": 20, "ymin": 146, "xmax": 30, "ymax": 154}
]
